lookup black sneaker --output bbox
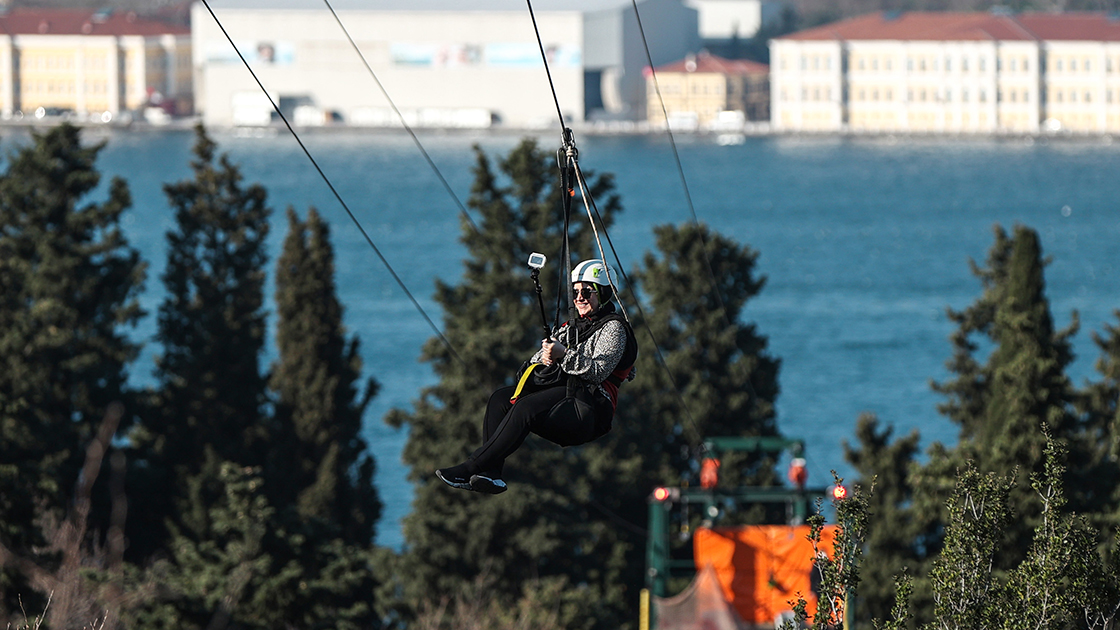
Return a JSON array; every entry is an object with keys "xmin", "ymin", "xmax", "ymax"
[
  {"xmin": 435, "ymin": 467, "xmax": 473, "ymax": 491},
  {"xmin": 470, "ymin": 473, "xmax": 507, "ymax": 495}
]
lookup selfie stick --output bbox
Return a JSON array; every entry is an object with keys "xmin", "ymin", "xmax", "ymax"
[{"xmin": 528, "ymin": 253, "xmax": 551, "ymax": 339}]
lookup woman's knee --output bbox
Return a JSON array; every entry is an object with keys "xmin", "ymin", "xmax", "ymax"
[{"xmin": 486, "ymin": 386, "xmax": 517, "ymax": 415}]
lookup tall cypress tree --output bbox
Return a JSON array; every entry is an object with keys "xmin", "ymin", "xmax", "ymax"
[
  {"xmin": 270, "ymin": 206, "xmax": 380, "ymax": 543},
  {"xmin": 385, "ymin": 138, "xmax": 628, "ymax": 630},
  {"xmin": 0, "ymin": 124, "xmax": 145, "ymax": 612},
  {"xmin": 929, "ymin": 225, "xmax": 1085, "ymax": 557},
  {"xmin": 267, "ymin": 207, "xmax": 384, "ymax": 629},
  {"xmin": 129, "ymin": 124, "xmax": 270, "ymax": 560},
  {"xmin": 849, "ymin": 225, "xmax": 1112, "ymax": 627},
  {"xmin": 261, "ymin": 207, "xmax": 385, "ymax": 627}
]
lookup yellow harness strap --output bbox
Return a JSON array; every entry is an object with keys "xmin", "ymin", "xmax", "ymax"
[{"xmin": 510, "ymin": 363, "xmax": 542, "ymax": 404}]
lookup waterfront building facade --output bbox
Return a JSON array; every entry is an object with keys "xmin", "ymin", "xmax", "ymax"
[
  {"xmin": 647, "ymin": 51, "xmax": 768, "ymax": 128},
  {"xmin": 0, "ymin": 8, "xmax": 191, "ymax": 120},
  {"xmin": 770, "ymin": 11, "xmax": 1120, "ymax": 133},
  {"xmin": 192, "ymin": 0, "xmax": 698, "ymax": 128}
]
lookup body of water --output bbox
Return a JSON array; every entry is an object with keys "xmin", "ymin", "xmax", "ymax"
[{"xmin": 14, "ymin": 126, "xmax": 1119, "ymax": 549}]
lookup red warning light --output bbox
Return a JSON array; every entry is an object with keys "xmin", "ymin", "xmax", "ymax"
[
  {"xmin": 700, "ymin": 458, "xmax": 720, "ymax": 489},
  {"xmin": 832, "ymin": 485, "xmax": 848, "ymax": 500},
  {"xmin": 653, "ymin": 487, "xmax": 672, "ymax": 501}
]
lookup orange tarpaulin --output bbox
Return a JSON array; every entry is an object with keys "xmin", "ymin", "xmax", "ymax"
[
  {"xmin": 655, "ymin": 563, "xmax": 748, "ymax": 630},
  {"xmin": 693, "ymin": 525, "xmax": 837, "ymax": 625}
]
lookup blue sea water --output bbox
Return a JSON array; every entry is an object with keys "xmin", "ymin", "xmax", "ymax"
[{"xmin": 12, "ymin": 126, "xmax": 1119, "ymax": 550}]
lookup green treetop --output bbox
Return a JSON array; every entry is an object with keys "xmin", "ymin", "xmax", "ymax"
[
  {"xmin": 129, "ymin": 124, "xmax": 271, "ymax": 560},
  {"xmin": 930, "ymin": 224, "xmax": 1088, "ymax": 560},
  {"xmin": 1078, "ymin": 311, "xmax": 1120, "ymax": 538},
  {"xmin": 270, "ymin": 206, "xmax": 381, "ymax": 544},
  {"xmin": 851, "ymin": 224, "xmax": 1110, "ymax": 628},
  {"xmin": 0, "ymin": 123, "xmax": 145, "ymax": 612},
  {"xmin": 621, "ymin": 222, "xmax": 781, "ymax": 492}
]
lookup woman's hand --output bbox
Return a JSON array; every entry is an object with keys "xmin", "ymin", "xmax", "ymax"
[{"xmin": 541, "ymin": 337, "xmax": 567, "ymax": 365}]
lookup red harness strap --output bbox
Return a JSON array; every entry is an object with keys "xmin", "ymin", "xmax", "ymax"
[{"xmin": 601, "ymin": 365, "xmax": 633, "ymax": 411}]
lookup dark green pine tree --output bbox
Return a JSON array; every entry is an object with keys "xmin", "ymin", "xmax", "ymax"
[
  {"xmin": 128, "ymin": 124, "xmax": 270, "ymax": 561},
  {"xmin": 261, "ymin": 207, "xmax": 385, "ymax": 628},
  {"xmin": 620, "ymin": 222, "xmax": 781, "ymax": 493},
  {"xmin": 1079, "ymin": 311, "xmax": 1120, "ymax": 537},
  {"xmin": 270, "ymin": 206, "xmax": 380, "ymax": 543},
  {"xmin": 0, "ymin": 124, "xmax": 145, "ymax": 612},
  {"xmin": 842, "ymin": 414, "xmax": 938, "ymax": 626},
  {"xmin": 928, "ymin": 224, "xmax": 1088, "ymax": 566},
  {"xmin": 385, "ymin": 138, "xmax": 631, "ymax": 630}
]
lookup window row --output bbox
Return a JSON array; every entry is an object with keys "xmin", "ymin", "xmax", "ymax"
[
  {"xmin": 19, "ymin": 55, "xmax": 117, "ymax": 71},
  {"xmin": 779, "ymin": 86, "xmax": 835, "ymax": 101},
  {"xmin": 853, "ymin": 57, "xmax": 893, "ymax": 72},
  {"xmin": 778, "ymin": 55, "xmax": 835, "ymax": 71},
  {"xmin": 905, "ymin": 55, "xmax": 993, "ymax": 73},
  {"xmin": 906, "ymin": 87, "xmax": 991, "ymax": 103},
  {"xmin": 654, "ymin": 82, "xmax": 729, "ymax": 96},
  {"xmin": 791, "ymin": 49, "xmax": 1120, "ymax": 76},
  {"xmin": 854, "ymin": 87, "xmax": 894, "ymax": 101},
  {"xmin": 21, "ymin": 80, "xmax": 112, "ymax": 95},
  {"xmin": 1050, "ymin": 88, "xmax": 1099, "ymax": 103}
]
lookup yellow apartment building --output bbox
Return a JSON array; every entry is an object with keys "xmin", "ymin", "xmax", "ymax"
[
  {"xmin": 770, "ymin": 11, "xmax": 1120, "ymax": 133},
  {"xmin": 648, "ymin": 51, "xmax": 769, "ymax": 128},
  {"xmin": 0, "ymin": 8, "xmax": 190, "ymax": 120}
]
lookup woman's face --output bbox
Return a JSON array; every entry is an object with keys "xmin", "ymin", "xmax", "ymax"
[{"xmin": 573, "ymin": 282, "xmax": 600, "ymax": 317}]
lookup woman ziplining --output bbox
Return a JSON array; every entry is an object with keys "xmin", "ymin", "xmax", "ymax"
[{"xmin": 436, "ymin": 259, "xmax": 637, "ymax": 494}]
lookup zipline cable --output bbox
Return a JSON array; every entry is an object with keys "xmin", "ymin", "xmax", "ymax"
[
  {"xmin": 321, "ymin": 0, "xmax": 481, "ymax": 236},
  {"xmin": 630, "ymin": 0, "xmax": 764, "ymax": 445},
  {"xmin": 570, "ymin": 161, "xmax": 706, "ymax": 447},
  {"xmin": 571, "ymin": 159, "xmax": 627, "ymax": 323},
  {"xmin": 199, "ymin": 0, "xmax": 464, "ymax": 369},
  {"xmin": 525, "ymin": 0, "xmax": 568, "ymax": 130},
  {"xmin": 524, "ymin": 0, "xmax": 707, "ymax": 447},
  {"xmin": 628, "ymin": 0, "xmax": 724, "ymax": 316}
]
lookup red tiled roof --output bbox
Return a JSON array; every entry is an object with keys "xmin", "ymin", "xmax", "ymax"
[
  {"xmin": 777, "ymin": 11, "xmax": 1120, "ymax": 43},
  {"xmin": 0, "ymin": 8, "xmax": 189, "ymax": 37},
  {"xmin": 1017, "ymin": 12, "xmax": 1120, "ymax": 41},
  {"xmin": 655, "ymin": 52, "xmax": 768, "ymax": 75}
]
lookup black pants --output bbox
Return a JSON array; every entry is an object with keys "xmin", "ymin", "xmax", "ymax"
[{"xmin": 468, "ymin": 384, "xmax": 610, "ymax": 475}]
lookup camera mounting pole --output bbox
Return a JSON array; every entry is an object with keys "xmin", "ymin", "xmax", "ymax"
[{"xmin": 528, "ymin": 253, "xmax": 551, "ymax": 340}]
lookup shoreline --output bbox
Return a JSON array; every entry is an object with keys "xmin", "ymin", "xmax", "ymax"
[{"xmin": 1, "ymin": 115, "xmax": 1116, "ymax": 143}]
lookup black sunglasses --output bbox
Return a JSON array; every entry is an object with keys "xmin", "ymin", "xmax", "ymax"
[{"xmin": 573, "ymin": 286, "xmax": 598, "ymax": 299}]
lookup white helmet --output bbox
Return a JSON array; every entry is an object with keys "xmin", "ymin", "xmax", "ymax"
[{"xmin": 571, "ymin": 259, "xmax": 610, "ymax": 286}]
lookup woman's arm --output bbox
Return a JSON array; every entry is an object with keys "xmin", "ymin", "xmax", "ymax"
[{"xmin": 559, "ymin": 320, "xmax": 627, "ymax": 384}]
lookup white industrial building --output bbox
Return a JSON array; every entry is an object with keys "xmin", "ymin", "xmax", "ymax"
[
  {"xmin": 684, "ymin": 0, "xmax": 780, "ymax": 44},
  {"xmin": 192, "ymin": 0, "xmax": 700, "ymax": 128}
]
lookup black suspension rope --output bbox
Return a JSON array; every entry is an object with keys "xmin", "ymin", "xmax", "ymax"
[
  {"xmin": 570, "ymin": 161, "xmax": 707, "ymax": 449},
  {"xmin": 525, "ymin": 0, "xmax": 568, "ymax": 130},
  {"xmin": 629, "ymin": 0, "xmax": 763, "ymax": 444},
  {"xmin": 321, "ymin": 0, "xmax": 481, "ymax": 237},
  {"xmin": 556, "ymin": 149, "xmax": 576, "ymax": 336},
  {"xmin": 631, "ymin": 1, "xmax": 734, "ymax": 322},
  {"xmin": 199, "ymin": 0, "xmax": 464, "ymax": 369},
  {"xmin": 525, "ymin": 0, "xmax": 711, "ymax": 447}
]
